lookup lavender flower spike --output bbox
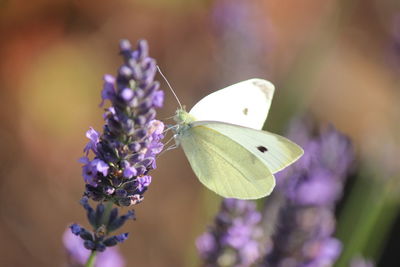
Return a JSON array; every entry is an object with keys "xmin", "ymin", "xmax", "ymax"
[
  {"xmin": 68, "ymin": 39, "xmax": 164, "ymax": 258},
  {"xmin": 263, "ymin": 116, "xmax": 354, "ymax": 267},
  {"xmin": 197, "ymin": 199, "xmax": 265, "ymax": 267},
  {"xmin": 82, "ymin": 39, "xmax": 164, "ymax": 206}
]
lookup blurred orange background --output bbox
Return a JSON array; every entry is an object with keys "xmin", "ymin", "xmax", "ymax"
[{"xmin": 0, "ymin": 0, "xmax": 399, "ymax": 266}]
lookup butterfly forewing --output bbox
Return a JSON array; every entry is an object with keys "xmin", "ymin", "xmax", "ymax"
[{"xmin": 189, "ymin": 79, "xmax": 274, "ymax": 130}]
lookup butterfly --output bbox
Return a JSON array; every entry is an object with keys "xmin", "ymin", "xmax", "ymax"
[{"xmin": 173, "ymin": 79, "xmax": 303, "ymax": 199}]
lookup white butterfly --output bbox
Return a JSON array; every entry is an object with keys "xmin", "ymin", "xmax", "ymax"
[{"xmin": 173, "ymin": 79, "xmax": 303, "ymax": 199}]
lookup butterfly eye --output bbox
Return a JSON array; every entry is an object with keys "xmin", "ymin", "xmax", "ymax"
[{"xmin": 257, "ymin": 146, "xmax": 268, "ymax": 153}]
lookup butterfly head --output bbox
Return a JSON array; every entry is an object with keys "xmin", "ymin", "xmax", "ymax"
[
  {"xmin": 174, "ymin": 108, "xmax": 196, "ymax": 125},
  {"xmin": 173, "ymin": 108, "xmax": 196, "ymax": 135}
]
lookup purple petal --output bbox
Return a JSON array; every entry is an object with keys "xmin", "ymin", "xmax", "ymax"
[
  {"xmin": 148, "ymin": 120, "xmax": 164, "ymax": 135},
  {"xmin": 115, "ymin": 233, "xmax": 129, "ymax": 242},
  {"xmin": 119, "ymin": 39, "xmax": 132, "ymax": 52},
  {"xmin": 100, "ymin": 75, "xmax": 116, "ymax": 107},
  {"xmin": 120, "ymin": 88, "xmax": 134, "ymax": 102},
  {"xmin": 122, "ymin": 161, "xmax": 137, "ymax": 179},
  {"xmin": 86, "ymin": 127, "xmax": 100, "ymax": 142},
  {"xmin": 92, "ymin": 159, "xmax": 109, "ymax": 177},
  {"xmin": 152, "ymin": 90, "xmax": 164, "ymax": 108},
  {"xmin": 196, "ymin": 232, "xmax": 216, "ymax": 258},
  {"xmin": 79, "ymin": 156, "xmax": 90, "ymax": 164},
  {"xmin": 82, "ymin": 163, "xmax": 96, "ymax": 185},
  {"xmin": 84, "ymin": 127, "xmax": 100, "ymax": 155},
  {"xmin": 137, "ymin": 175, "xmax": 151, "ymax": 191}
]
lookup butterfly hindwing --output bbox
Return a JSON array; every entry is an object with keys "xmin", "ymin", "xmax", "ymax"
[
  {"xmin": 178, "ymin": 124, "xmax": 276, "ymax": 199},
  {"xmin": 191, "ymin": 121, "xmax": 304, "ymax": 174}
]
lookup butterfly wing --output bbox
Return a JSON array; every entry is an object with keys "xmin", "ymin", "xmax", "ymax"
[
  {"xmin": 189, "ymin": 79, "xmax": 274, "ymax": 130},
  {"xmin": 191, "ymin": 121, "xmax": 304, "ymax": 174},
  {"xmin": 178, "ymin": 124, "xmax": 275, "ymax": 199}
]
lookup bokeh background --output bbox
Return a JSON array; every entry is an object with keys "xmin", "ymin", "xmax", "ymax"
[{"xmin": 0, "ymin": 0, "xmax": 399, "ymax": 266}]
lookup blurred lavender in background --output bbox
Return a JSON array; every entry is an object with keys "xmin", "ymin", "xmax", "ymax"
[
  {"xmin": 389, "ymin": 13, "xmax": 400, "ymax": 71},
  {"xmin": 63, "ymin": 228, "xmax": 125, "ymax": 267},
  {"xmin": 263, "ymin": 116, "xmax": 354, "ymax": 267},
  {"xmin": 197, "ymin": 116, "xmax": 355, "ymax": 267},
  {"xmin": 211, "ymin": 0, "xmax": 273, "ymax": 84},
  {"xmin": 196, "ymin": 199, "xmax": 266, "ymax": 267},
  {"xmin": 349, "ymin": 257, "xmax": 375, "ymax": 267}
]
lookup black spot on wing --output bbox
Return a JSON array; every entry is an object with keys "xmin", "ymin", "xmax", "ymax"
[
  {"xmin": 243, "ymin": 108, "xmax": 249, "ymax": 115},
  {"xmin": 257, "ymin": 146, "xmax": 268, "ymax": 153}
]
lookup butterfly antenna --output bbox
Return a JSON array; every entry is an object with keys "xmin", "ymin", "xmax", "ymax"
[
  {"xmin": 157, "ymin": 65, "xmax": 183, "ymax": 109},
  {"xmin": 161, "ymin": 115, "xmax": 177, "ymax": 121}
]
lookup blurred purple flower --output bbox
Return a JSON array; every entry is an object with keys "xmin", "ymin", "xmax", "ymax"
[
  {"xmin": 63, "ymin": 228, "xmax": 125, "ymax": 267},
  {"xmin": 197, "ymin": 232, "xmax": 217, "ymax": 259},
  {"xmin": 350, "ymin": 257, "xmax": 375, "ymax": 267},
  {"xmin": 276, "ymin": 120, "xmax": 353, "ymax": 207},
  {"xmin": 196, "ymin": 199, "xmax": 265, "ymax": 267},
  {"xmin": 389, "ymin": 13, "xmax": 400, "ymax": 70},
  {"xmin": 263, "ymin": 116, "xmax": 354, "ymax": 267},
  {"xmin": 212, "ymin": 0, "xmax": 273, "ymax": 83}
]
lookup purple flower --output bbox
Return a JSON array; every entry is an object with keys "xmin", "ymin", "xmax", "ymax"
[
  {"xmin": 68, "ymin": 39, "xmax": 163, "ymax": 257},
  {"xmin": 196, "ymin": 199, "xmax": 265, "ymax": 266},
  {"xmin": 63, "ymin": 228, "xmax": 125, "ymax": 267},
  {"xmin": 263, "ymin": 116, "xmax": 354, "ymax": 267},
  {"xmin": 152, "ymin": 90, "xmax": 164, "ymax": 108},
  {"xmin": 122, "ymin": 160, "xmax": 137, "ymax": 179},
  {"xmin": 136, "ymin": 175, "xmax": 151, "ymax": 192},
  {"xmin": 223, "ymin": 224, "xmax": 252, "ymax": 248},
  {"xmin": 302, "ymin": 238, "xmax": 342, "ymax": 267},
  {"xmin": 294, "ymin": 168, "xmax": 341, "ymax": 206},
  {"xmin": 84, "ymin": 127, "xmax": 100, "ymax": 155},
  {"xmin": 241, "ymin": 240, "xmax": 262, "ymax": 266},
  {"xmin": 79, "ymin": 157, "xmax": 109, "ymax": 186},
  {"xmin": 100, "ymin": 75, "xmax": 116, "ymax": 107},
  {"xmin": 196, "ymin": 232, "xmax": 217, "ymax": 259},
  {"xmin": 92, "ymin": 159, "xmax": 110, "ymax": 177},
  {"xmin": 81, "ymin": 39, "xmax": 164, "ymax": 206}
]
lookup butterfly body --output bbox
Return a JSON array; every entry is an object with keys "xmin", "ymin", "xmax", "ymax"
[
  {"xmin": 173, "ymin": 79, "xmax": 303, "ymax": 199},
  {"xmin": 173, "ymin": 108, "xmax": 195, "ymax": 137}
]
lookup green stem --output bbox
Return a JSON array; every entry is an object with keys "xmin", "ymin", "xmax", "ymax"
[
  {"xmin": 101, "ymin": 201, "xmax": 114, "ymax": 228},
  {"xmin": 84, "ymin": 201, "xmax": 114, "ymax": 267},
  {"xmin": 334, "ymin": 173, "xmax": 399, "ymax": 267},
  {"xmin": 85, "ymin": 251, "xmax": 97, "ymax": 267}
]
